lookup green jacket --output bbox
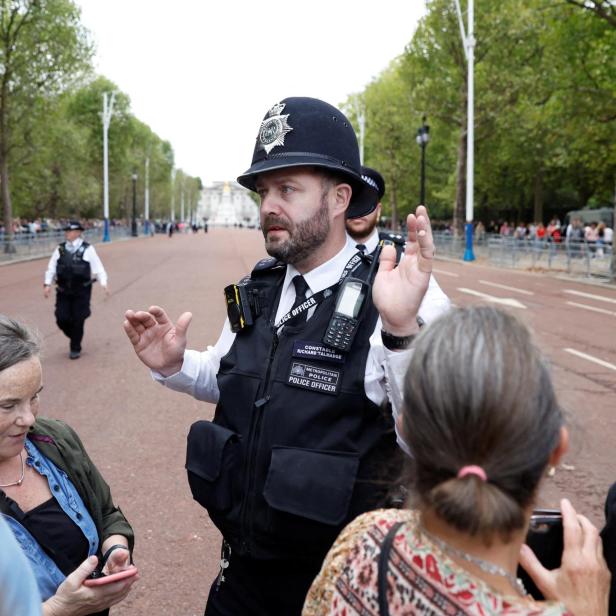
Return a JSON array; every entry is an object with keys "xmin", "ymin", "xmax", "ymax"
[{"xmin": 27, "ymin": 417, "xmax": 134, "ymax": 555}]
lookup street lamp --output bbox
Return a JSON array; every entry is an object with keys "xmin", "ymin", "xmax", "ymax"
[
  {"xmin": 131, "ymin": 173, "xmax": 138, "ymax": 237},
  {"xmin": 416, "ymin": 116, "xmax": 430, "ymax": 205}
]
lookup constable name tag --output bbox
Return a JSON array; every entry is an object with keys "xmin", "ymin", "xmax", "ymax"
[
  {"xmin": 287, "ymin": 362, "xmax": 341, "ymax": 395},
  {"xmin": 292, "ymin": 341, "xmax": 344, "ymax": 364}
]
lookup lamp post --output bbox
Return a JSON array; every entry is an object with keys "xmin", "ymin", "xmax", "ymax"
[
  {"xmin": 102, "ymin": 92, "xmax": 115, "ymax": 242},
  {"xmin": 144, "ymin": 157, "xmax": 150, "ymax": 236},
  {"xmin": 454, "ymin": 0, "xmax": 476, "ymax": 261},
  {"xmin": 416, "ymin": 115, "xmax": 430, "ymax": 206},
  {"xmin": 131, "ymin": 173, "xmax": 138, "ymax": 237}
]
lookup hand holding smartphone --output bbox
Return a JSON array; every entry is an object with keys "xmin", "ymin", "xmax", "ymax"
[
  {"xmin": 83, "ymin": 565, "xmax": 139, "ymax": 587},
  {"xmin": 517, "ymin": 508, "xmax": 563, "ymax": 600}
]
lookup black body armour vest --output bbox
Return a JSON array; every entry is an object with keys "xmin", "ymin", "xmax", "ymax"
[
  {"xmin": 55, "ymin": 242, "xmax": 91, "ymax": 292},
  {"xmin": 186, "ymin": 258, "xmax": 400, "ymax": 560}
]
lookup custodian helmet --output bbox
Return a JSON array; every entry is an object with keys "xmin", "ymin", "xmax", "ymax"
[{"xmin": 237, "ymin": 97, "xmax": 378, "ymax": 218}]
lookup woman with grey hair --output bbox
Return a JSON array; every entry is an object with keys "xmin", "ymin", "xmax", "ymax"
[
  {"xmin": 0, "ymin": 315, "xmax": 138, "ymax": 615},
  {"xmin": 304, "ymin": 305, "xmax": 609, "ymax": 615}
]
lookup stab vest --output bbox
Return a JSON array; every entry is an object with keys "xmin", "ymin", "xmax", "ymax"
[
  {"xmin": 186, "ymin": 258, "xmax": 400, "ymax": 560},
  {"xmin": 55, "ymin": 242, "xmax": 91, "ymax": 292}
]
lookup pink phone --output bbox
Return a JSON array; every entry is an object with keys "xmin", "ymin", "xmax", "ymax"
[{"xmin": 83, "ymin": 566, "xmax": 138, "ymax": 587}]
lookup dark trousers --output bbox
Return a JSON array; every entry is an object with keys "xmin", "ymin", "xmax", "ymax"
[
  {"xmin": 55, "ymin": 287, "xmax": 92, "ymax": 352},
  {"xmin": 204, "ymin": 548, "xmax": 323, "ymax": 616}
]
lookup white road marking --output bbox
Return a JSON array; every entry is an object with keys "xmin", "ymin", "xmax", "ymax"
[
  {"xmin": 564, "ymin": 289, "xmax": 616, "ymax": 305},
  {"xmin": 432, "ymin": 268, "xmax": 459, "ymax": 278},
  {"xmin": 566, "ymin": 301, "xmax": 616, "ymax": 317},
  {"xmin": 564, "ymin": 348, "xmax": 616, "ymax": 372},
  {"xmin": 479, "ymin": 280, "xmax": 534, "ymax": 296},
  {"xmin": 457, "ymin": 288, "xmax": 527, "ymax": 309}
]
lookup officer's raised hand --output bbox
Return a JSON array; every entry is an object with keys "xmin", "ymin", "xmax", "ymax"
[
  {"xmin": 123, "ymin": 306, "xmax": 192, "ymax": 376},
  {"xmin": 372, "ymin": 205, "xmax": 434, "ymax": 337}
]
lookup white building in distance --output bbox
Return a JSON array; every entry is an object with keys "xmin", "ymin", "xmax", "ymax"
[{"xmin": 198, "ymin": 181, "xmax": 259, "ymax": 227}]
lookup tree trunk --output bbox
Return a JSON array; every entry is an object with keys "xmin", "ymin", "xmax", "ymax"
[
  {"xmin": 610, "ymin": 178, "xmax": 616, "ymax": 282},
  {"xmin": 1, "ymin": 148, "xmax": 15, "ymax": 253},
  {"xmin": 533, "ymin": 171, "xmax": 544, "ymax": 223},
  {"xmin": 453, "ymin": 126, "xmax": 467, "ymax": 237},
  {"xmin": 0, "ymin": 61, "xmax": 14, "ymax": 253},
  {"xmin": 390, "ymin": 180, "xmax": 398, "ymax": 231}
]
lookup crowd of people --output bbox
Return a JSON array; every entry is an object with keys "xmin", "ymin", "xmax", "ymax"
[
  {"xmin": 2, "ymin": 96, "xmax": 614, "ymax": 616},
  {"xmin": 0, "ymin": 218, "xmax": 126, "ymax": 238},
  {"xmin": 479, "ymin": 218, "xmax": 614, "ymax": 251}
]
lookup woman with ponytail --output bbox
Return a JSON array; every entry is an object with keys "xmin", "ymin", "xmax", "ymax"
[{"xmin": 304, "ymin": 305, "xmax": 609, "ymax": 615}]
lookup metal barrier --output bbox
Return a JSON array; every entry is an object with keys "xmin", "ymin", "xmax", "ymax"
[
  {"xmin": 0, "ymin": 226, "xmax": 136, "ymax": 263},
  {"xmin": 433, "ymin": 232, "xmax": 614, "ymax": 281}
]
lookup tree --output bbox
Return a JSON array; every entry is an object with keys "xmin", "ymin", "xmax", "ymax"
[
  {"xmin": 0, "ymin": 0, "xmax": 92, "ymax": 250},
  {"xmin": 565, "ymin": 0, "xmax": 616, "ymax": 27}
]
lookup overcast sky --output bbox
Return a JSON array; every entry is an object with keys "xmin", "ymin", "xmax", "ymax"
[{"xmin": 76, "ymin": 1, "xmax": 425, "ymax": 185}]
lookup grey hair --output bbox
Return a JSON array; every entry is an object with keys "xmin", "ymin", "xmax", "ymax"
[
  {"xmin": 403, "ymin": 305, "xmax": 563, "ymax": 542},
  {"xmin": 0, "ymin": 315, "xmax": 41, "ymax": 372}
]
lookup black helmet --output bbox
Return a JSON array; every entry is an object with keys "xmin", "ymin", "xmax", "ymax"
[
  {"xmin": 361, "ymin": 166, "xmax": 385, "ymax": 201},
  {"xmin": 237, "ymin": 97, "xmax": 378, "ymax": 218},
  {"xmin": 63, "ymin": 220, "xmax": 84, "ymax": 231}
]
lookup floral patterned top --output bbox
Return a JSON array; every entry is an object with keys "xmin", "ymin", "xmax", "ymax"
[{"xmin": 303, "ymin": 509, "xmax": 571, "ymax": 616}]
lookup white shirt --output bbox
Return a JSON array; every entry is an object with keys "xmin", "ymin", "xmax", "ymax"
[
  {"xmin": 44, "ymin": 237, "xmax": 108, "ymax": 287},
  {"xmin": 155, "ymin": 236, "xmax": 451, "ymax": 452}
]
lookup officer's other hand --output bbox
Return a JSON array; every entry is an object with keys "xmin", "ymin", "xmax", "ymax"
[
  {"xmin": 372, "ymin": 205, "xmax": 433, "ymax": 337},
  {"xmin": 44, "ymin": 285, "xmax": 51, "ymax": 299},
  {"xmin": 123, "ymin": 306, "xmax": 192, "ymax": 376},
  {"xmin": 103, "ymin": 285, "xmax": 110, "ymax": 297}
]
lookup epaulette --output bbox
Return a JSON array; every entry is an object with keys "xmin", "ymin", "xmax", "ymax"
[
  {"xmin": 251, "ymin": 257, "xmax": 286, "ymax": 276},
  {"xmin": 378, "ymin": 230, "xmax": 405, "ymax": 246}
]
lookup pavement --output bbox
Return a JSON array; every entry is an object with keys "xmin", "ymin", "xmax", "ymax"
[{"xmin": 0, "ymin": 228, "xmax": 615, "ymax": 615}]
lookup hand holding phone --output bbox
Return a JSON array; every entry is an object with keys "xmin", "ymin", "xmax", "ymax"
[
  {"xmin": 83, "ymin": 565, "xmax": 139, "ymax": 587},
  {"xmin": 517, "ymin": 508, "xmax": 563, "ymax": 599},
  {"xmin": 519, "ymin": 498, "xmax": 610, "ymax": 614}
]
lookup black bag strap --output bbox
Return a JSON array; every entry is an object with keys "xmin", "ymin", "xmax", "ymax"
[{"xmin": 378, "ymin": 521, "xmax": 404, "ymax": 616}]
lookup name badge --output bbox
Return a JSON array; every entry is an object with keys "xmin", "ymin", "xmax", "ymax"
[
  {"xmin": 292, "ymin": 341, "xmax": 344, "ymax": 364},
  {"xmin": 287, "ymin": 362, "xmax": 341, "ymax": 395}
]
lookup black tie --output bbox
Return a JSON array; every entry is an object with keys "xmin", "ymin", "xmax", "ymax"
[
  {"xmin": 356, "ymin": 243, "xmax": 366, "ymax": 253},
  {"xmin": 289, "ymin": 275, "xmax": 310, "ymax": 325}
]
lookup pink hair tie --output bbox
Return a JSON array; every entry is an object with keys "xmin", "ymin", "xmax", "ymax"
[{"xmin": 457, "ymin": 465, "xmax": 487, "ymax": 482}]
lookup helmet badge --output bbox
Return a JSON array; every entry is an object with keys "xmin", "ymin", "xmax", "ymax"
[{"xmin": 258, "ymin": 102, "xmax": 293, "ymax": 154}]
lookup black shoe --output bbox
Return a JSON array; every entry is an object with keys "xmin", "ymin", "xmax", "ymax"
[{"xmin": 69, "ymin": 350, "xmax": 81, "ymax": 360}]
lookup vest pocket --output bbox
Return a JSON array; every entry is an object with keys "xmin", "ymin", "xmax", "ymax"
[
  {"xmin": 185, "ymin": 421, "xmax": 240, "ymax": 513},
  {"xmin": 263, "ymin": 446, "xmax": 359, "ymax": 531}
]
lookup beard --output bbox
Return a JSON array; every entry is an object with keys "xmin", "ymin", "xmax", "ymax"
[{"xmin": 262, "ymin": 195, "xmax": 330, "ymax": 264}]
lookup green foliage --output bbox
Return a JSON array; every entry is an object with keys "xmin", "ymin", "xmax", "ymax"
[
  {"xmin": 1, "ymin": 1, "xmax": 199, "ymax": 228},
  {"xmin": 344, "ymin": 0, "xmax": 616, "ymax": 226}
]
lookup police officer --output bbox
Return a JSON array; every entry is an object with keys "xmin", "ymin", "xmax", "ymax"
[
  {"xmin": 124, "ymin": 97, "xmax": 448, "ymax": 615},
  {"xmin": 44, "ymin": 221, "xmax": 109, "ymax": 359},
  {"xmin": 347, "ymin": 165, "xmax": 450, "ymax": 323}
]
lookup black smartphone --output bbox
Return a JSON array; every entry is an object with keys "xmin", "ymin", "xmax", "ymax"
[{"xmin": 517, "ymin": 508, "xmax": 563, "ymax": 600}]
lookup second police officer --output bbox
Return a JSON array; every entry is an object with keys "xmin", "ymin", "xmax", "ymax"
[
  {"xmin": 44, "ymin": 221, "xmax": 109, "ymax": 359},
  {"xmin": 124, "ymin": 97, "xmax": 450, "ymax": 615}
]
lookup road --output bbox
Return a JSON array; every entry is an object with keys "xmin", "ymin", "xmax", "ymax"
[{"xmin": 0, "ymin": 228, "xmax": 615, "ymax": 615}]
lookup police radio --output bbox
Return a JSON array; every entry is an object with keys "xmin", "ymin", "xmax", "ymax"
[
  {"xmin": 323, "ymin": 278, "xmax": 370, "ymax": 351},
  {"xmin": 323, "ymin": 242, "xmax": 383, "ymax": 352}
]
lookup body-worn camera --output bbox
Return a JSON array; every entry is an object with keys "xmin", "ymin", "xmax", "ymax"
[
  {"xmin": 224, "ymin": 282, "xmax": 256, "ymax": 332},
  {"xmin": 225, "ymin": 282, "xmax": 254, "ymax": 333}
]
